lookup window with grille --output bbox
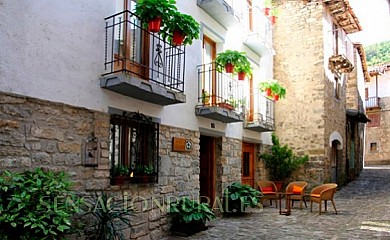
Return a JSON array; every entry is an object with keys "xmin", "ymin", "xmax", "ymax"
[{"xmin": 110, "ymin": 112, "xmax": 159, "ymax": 184}]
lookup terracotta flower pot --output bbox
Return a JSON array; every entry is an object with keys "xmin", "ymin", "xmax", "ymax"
[
  {"xmin": 273, "ymin": 94, "xmax": 279, "ymax": 101},
  {"xmin": 265, "ymin": 88, "xmax": 272, "ymax": 96},
  {"xmin": 171, "ymin": 30, "xmax": 186, "ymax": 46},
  {"xmin": 270, "ymin": 16, "xmax": 277, "ymax": 25},
  {"xmin": 238, "ymin": 72, "xmax": 246, "ymax": 80},
  {"xmin": 264, "ymin": 7, "xmax": 270, "ymax": 16},
  {"xmin": 148, "ymin": 17, "xmax": 162, "ymax": 33},
  {"xmin": 225, "ymin": 63, "xmax": 234, "ymax": 73}
]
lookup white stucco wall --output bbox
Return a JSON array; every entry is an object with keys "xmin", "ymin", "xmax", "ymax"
[
  {"xmin": 0, "ymin": 0, "xmax": 273, "ymax": 142},
  {"xmin": 366, "ymin": 70, "xmax": 390, "ymax": 98}
]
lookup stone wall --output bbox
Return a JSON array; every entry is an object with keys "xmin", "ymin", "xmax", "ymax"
[
  {"xmin": 365, "ymin": 97, "xmax": 390, "ymax": 165},
  {"xmin": 273, "ymin": 1, "xmax": 327, "ymax": 186},
  {"xmin": 0, "ymin": 91, "xmax": 202, "ymax": 240}
]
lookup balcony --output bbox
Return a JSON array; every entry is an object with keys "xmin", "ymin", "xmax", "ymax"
[
  {"xmin": 100, "ymin": 10, "xmax": 186, "ymax": 106},
  {"xmin": 244, "ymin": 93, "xmax": 274, "ymax": 132},
  {"xmin": 195, "ymin": 63, "xmax": 244, "ymax": 123},
  {"xmin": 328, "ymin": 54, "xmax": 354, "ymax": 74},
  {"xmin": 244, "ymin": 6, "xmax": 274, "ymax": 56},
  {"xmin": 366, "ymin": 97, "xmax": 381, "ymax": 110},
  {"xmin": 197, "ymin": 0, "xmax": 242, "ymax": 28}
]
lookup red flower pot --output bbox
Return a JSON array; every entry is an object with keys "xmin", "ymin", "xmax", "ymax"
[
  {"xmin": 238, "ymin": 72, "xmax": 246, "ymax": 80},
  {"xmin": 225, "ymin": 63, "xmax": 234, "ymax": 73},
  {"xmin": 273, "ymin": 94, "xmax": 279, "ymax": 101},
  {"xmin": 265, "ymin": 88, "xmax": 272, "ymax": 96},
  {"xmin": 264, "ymin": 7, "xmax": 270, "ymax": 16},
  {"xmin": 172, "ymin": 30, "xmax": 186, "ymax": 46},
  {"xmin": 270, "ymin": 16, "xmax": 277, "ymax": 25},
  {"xmin": 148, "ymin": 17, "xmax": 162, "ymax": 33}
]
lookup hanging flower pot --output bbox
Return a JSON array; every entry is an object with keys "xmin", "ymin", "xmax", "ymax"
[
  {"xmin": 225, "ymin": 63, "xmax": 234, "ymax": 73},
  {"xmin": 273, "ymin": 94, "xmax": 279, "ymax": 101},
  {"xmin": 172, "ymin": 30, "xmax": 186, "ymax": 46},
  {"xmin": 148, "ymin": 17, "xmax": 162, "ymax": 33},
  {"xmin": 265, "ymin": 88, "xmax": 272, "ymax": 96},
  {"xmin": 270, "ymin": 16, "xmax": 277, "ymax": 25},
  {"xmin": 264, "ymin": 7, "xmax": 271, "ymax": 16},
  {"xmin": 237, "ymin": 72, "xmax": 246, "ymax": 80}
]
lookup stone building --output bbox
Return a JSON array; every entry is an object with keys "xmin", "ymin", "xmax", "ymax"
[
  {"xmin": 0, "ymin": 0, "xmax": 275, "ymax": 238},
  {"xmin": 365, "ymin": 64, "xmax": 390, "ymax": 166},
  {"xmin": 272, "ymin": 0, "xmax": 369, "ymax": 187}
]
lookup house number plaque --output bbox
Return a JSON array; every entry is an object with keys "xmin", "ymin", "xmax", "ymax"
[{"xmin": 172, "ymin": 137, "xmax": 192, "ymax": 152}]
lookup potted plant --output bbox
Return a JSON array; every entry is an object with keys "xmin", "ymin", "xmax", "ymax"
[
  {"xmin": 259, "ymin": 133, "xmax": 309, "ymax": 191},
  {"xmin": 113, "ymin": 164, "xmax": 129, "ymax": 185},
  {"xmin": 162, "ymin": 11, "xmax": 200, "ymax": 46},
  {"xmin": 215, "ymin": 50, "xmax": 247, "ymax": 73},
  {"xmin": 259, "ymin": 81, "xmax": 286, "ymax": 100},
  {"xmin": 222, "ymin": 182, "xmax": 262, "ymax": 215},
  {"xmin": 263, "ymin": 0, "xmax": 274, "ymax": 16},
  {"xmin": 201, "ymin": 90, "xmax": 210, "ymax": 104},
  {"xmin": 270, "ymin": 7, "xmax": 279, "ymax": 25},
  {"xmin": 234, "ymin": 59, "xmax": 252, "ymax": 80},
  {"xmin": 259, "ymin": 81, "xmax": 272, "ymax": 96},
  {"xmin": 134, "ymin": 0, "xmax": 177, "ymax": 33},
  {"xmin": 169, "ymin": 197, "xmax": 216, "ymax": 236},
  {"xmin": 84, "ymin": 191, "xmax": 134, "ymax": 240}
]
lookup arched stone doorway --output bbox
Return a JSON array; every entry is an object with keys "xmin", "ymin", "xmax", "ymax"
[{"xmin": 329, "ymin": 132, "xmax": 343, "ymax": 184}]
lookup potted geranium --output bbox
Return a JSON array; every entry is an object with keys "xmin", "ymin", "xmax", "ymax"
[
  {"xmin": 259, "ymin": 81, "xmax": 286, "ymax": 101},
  {"xmin": 162, "ymin": 11, "xmax": 200, "ymax": 46},
  {"xmin": 169, "ymin": 197, "xmax": 216, "ymax": 236},
  {"xmin": 215, "ymin": 50, "xmax": 247, "ymax": 73},
  {"xmin": 234, "ymin": 58, "xmax": 252, "ymax": 80},
  {"xmin": 134, "ymin": 0, "xmax": 177, "ymax": 32}
]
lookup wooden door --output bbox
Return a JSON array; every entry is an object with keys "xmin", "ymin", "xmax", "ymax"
[
  {"xmin": 114, "ymin": 0, "xmax": 149, "ymax": 78},
  {"xmin": 202, "ymin": 36, "xmax": 216, "ymax": 105},
  {"xmin": 200, "ymin": 135, "xmax": 215, "ymax": 205},
  {"xmin": 242, "ymin": 142, "xmax": 254, "ymax": 187}
]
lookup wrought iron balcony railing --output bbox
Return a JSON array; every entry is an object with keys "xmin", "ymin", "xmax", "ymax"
[
  {"xmin": 244, "ymin": 92, "xmax": 274, "ymax": 132},
  {"xmin": 366, "ymin": 97, "xmax": 381, "ymax": 109},
  {"xmin": 195, "ymin": 62, "xmax": 244, "ymax": 123},
  {"xmin": 102, "ymin": 10, "xmax": 185, "ymax": 94}
]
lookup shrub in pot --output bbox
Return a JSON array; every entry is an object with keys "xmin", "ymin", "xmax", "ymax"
[
  {"xmin": 222, "ymin": 182, "xmax": 262, "ymax": 215},
  {"xmin": 234, "ymin": 59, "xmax": 252, "ymax": 80},
  {"xmin": 169, "ymin": 197, "xmax": 216, "ymax": 236},
  {"xmin": 162, "ymin": 11, "xmax": 200, "ymax": 46},
  {"xmin": 259, "ymin": 133, "xmax": 309, "ymax": 190},
  {"xmin": 134, "ymin": 0, "xmax": 177, "ymax": 32}
]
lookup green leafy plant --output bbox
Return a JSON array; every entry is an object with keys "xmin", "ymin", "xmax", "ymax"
[
  {"xmin": 134, "ymin": 0, "xmax": 177, "ymax": 26},
  {"xmin": 234, "ymin": 63, "xmax": 253, "ymax": 77},
  {"xmin": 169, "ymin": 197, "xmax": 215, "ymax": 235},
  {"xmin": 201, "ymin": 90, "xmax": 210, "ymax": 104},
  {"xmin": 143, "ymin": 165, "xmax": 154, "ymax": 175},
  {"xmin": 0, "ymin": 168, "xmax": 83, "ymax": 240},
  {"xmin": 259, "ymin": 81, "xmax": 286, "ymax": 99},
  {"xmin": 84, "ymin": 191, "xmax": 134, "ymax": 240},
  {"xmin": 114, "ymin": 164, "xmax": 129, "ymax": 176},
  {"xmin": 215, "ymin": 50, "xmax": 248, "ymax": 72},
  {"xmin": 162, "ymin": 11, "xmax": 200, "ymax": 45},
  {"xmin": 260, "ymin": 133, "xmax": 309, "ymax": 183},
  {"xmin": 223, "ymin": 182, "xmax": 262, "ymax": 214}
]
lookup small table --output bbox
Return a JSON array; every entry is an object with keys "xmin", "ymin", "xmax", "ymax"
[{"xmin": 279, "ymin": 192, "xmax": 293, "ymax": 216}]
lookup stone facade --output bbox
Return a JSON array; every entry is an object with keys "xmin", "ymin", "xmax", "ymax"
[
  {"xmin": 272, "ymin": 1, "xmax": 359, "ymax": 187},
  {"xmin": 365, "ymin": 97, "xmax": 390, "ymax": 165}
]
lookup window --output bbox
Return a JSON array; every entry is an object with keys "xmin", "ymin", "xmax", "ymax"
[
  {"xmin": 370, "ymin": 142, "xmax": 378, "ymax": 151},
  {"xmin": 365, "ymin": 88, "xmax": 368, "ymax": 100},
  {"xmin": 367, "ymin": 113, "xmax": 380, "ymax": 127},
  {"xmin": 110, "ymin": 112, "xmax": 159, "ymax": 184},
  {"xmin": 334, "ymin": 76, "xmax": 341, "ymax": 99}
]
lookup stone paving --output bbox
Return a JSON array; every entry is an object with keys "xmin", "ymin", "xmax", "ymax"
[{"xmin": 164, "ymin": 167, "xmax": 390, "ymax": 240}]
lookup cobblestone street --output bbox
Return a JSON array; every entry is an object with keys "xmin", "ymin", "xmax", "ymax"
[{"xmin": 165, "ymin": 167, "xmax": 390, "ymax": 240}]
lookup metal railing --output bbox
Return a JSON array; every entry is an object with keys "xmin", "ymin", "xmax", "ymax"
[
  {"xmin": 103, "ymin": 10, "xmax": 185, "ymax": 92},
  {"xmin": 245, "ymin": 92, "xmax": 274, "ymax": 129},
  {"xmin": 247, "ymin": 5, "xmax": 272, "ymax": 45},
  {"xmin": 366, "ymin": 97, "xmax": 380, "ymax": 108},
  {"xmin": 197, "ymin": 62, "xmax": 244, "ymax": 114}
]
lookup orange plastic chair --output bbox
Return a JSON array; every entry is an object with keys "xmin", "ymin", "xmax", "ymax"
[
  {"xmin": 310, "ymin": 183, "xmax": 338, "ymax": 215},
  {"xmin": 257, "ymin": 180, "xmax": 279, "ymax": 208},
  {"xmin": 285, "ymin": 181, "xmax": 308, "ymax": 210}
]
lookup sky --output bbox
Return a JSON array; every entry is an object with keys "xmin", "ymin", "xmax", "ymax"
[{"xmin": 348, "ymin": 0, "xmax": 390, "ymax": 46}]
